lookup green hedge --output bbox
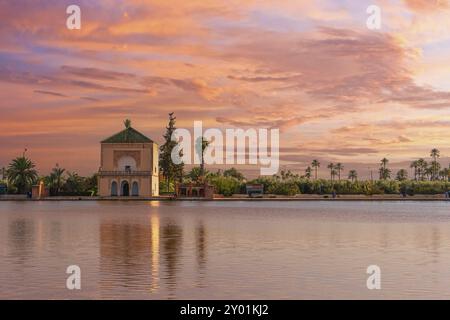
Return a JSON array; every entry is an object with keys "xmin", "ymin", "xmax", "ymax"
[
  {"xmin": 248, "ymin": 177, "xmax": 450, "ymax": 195},
  {"xmin": 208, "ymin": 176, "xmax": 243, "ymax": 197}
]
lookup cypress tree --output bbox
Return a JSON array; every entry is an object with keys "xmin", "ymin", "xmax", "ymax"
[{"xmin": 159, "ymin": 112, "xmax": 184, "ymax": 191}]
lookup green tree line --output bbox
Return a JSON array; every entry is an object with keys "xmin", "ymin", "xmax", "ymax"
[
  {"xmin": 2, "ymin": 126, "xmax": 449, "ymax": 198},
  {"xmin": 1, "ymin": 158, "xmax": 97, "ymax": 196}
]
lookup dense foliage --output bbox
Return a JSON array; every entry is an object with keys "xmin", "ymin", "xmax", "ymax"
[
  {"xmin": 42, "ymin": 169, "xmax": 98, "ymax": 196},
  {"xmin": 249, "ymin": 177, "xmax": 450, "ymax": 195},
  {"xmin": 159, "ymin": 180, "xmax": 175, "ymax": 193},
  {"xmin": 159, "ymin": 113, "xmax": 184, "ymax": 192},
  {"xmin": 3, "ymin": 148, "xmax": 450, "ymax": 197},
  {"xmin": 3, "ymin": 157, "xmax": 97, "ymax": 195},
  {"xmin": 6, "ymin": 156, "xmax": 38, "ymax": 194},
  {"xmin": 208, "ymin": 175, "xmax": 243, "ymax": 196}
]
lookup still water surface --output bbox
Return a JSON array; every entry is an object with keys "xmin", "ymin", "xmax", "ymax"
[{"xmin": 1, "ymin": 200, "xmax": 450, "ymax": 299}]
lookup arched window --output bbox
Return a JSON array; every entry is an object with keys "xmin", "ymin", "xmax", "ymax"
[
  {"xmin": 132, "ymin": 181, "xmax": 139, "ymax": 196},
  {"xmin": 111, "ymin": 181, "xmax": 118, "ymax": 196},
  {"xmin": 118, "ymin": 156, "xmax": 137, "ymax": 171}
]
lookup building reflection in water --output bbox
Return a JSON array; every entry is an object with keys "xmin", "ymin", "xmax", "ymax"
[
  {"xmin": 5, "ymin": 201, "xmax": 450, "ymax": 299},
  {"xmin": 150, "ymin": 215, "xmax": 159, "ymax": 292},
  {"xmin": 99, "ymin": 214, "xmax": 161, "ymax": 294},
  {"xmin": 147, "ymin": 198, "xmax": 162, "ymax": 292},
  {"xmin": 98, "ymin": 212, "xmax": 212, "ymax": 297}
]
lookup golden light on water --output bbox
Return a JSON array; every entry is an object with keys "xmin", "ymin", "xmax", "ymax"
[{"xmin": 150, "ymin": 214, "xmax": 160, "ymax": 292}]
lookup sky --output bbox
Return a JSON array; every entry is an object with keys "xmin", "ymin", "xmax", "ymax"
[{"xmin": 1, "ymin": 0, "xmax": 450, "ymax": 178}]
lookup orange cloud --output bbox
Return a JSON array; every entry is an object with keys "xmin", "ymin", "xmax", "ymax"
[
  {"xmin": 404, "ymin": 0, "xmax": 449, "ymax": 13},
  {"xmin": 1, "ymin": 1, "xmax": 450, "ymax": 175}
]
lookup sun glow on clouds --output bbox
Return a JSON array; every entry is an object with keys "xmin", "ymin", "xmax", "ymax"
[{"xmin": 0, "ymin": 0, "xmax": 450, "ymax": 176}]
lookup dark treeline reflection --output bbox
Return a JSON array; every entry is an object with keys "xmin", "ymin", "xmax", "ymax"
[
  {"xmin": 7, "ymin": 217, "xmax": 63, "ymax": 262},
  {"xmin": 8, "ymin": 218, "xmax": 35, "ymax": 264},
  {"xmin": 161, "ymin": 219, "xmax": 183, "ymax": 297},
  {"xmin": 196, "ymin": 222, "xmax": 207, "ymax": 284}
]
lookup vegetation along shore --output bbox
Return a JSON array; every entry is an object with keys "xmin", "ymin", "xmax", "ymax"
[
  {"xmin": 1, "ymin": 114, "xmax": 450, "ymax": 200},
  {"xmin": 1, "ymin": 152, "xmax": 450, "ymax": 200}
]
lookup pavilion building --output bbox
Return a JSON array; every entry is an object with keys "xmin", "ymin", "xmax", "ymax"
[{"xmin": 98, "ymin": 120, "xmax": 159, "ymax": 197}]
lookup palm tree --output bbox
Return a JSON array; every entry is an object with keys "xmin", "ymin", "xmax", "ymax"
[
  {"xmin": 311, "ymin": 160, "xmax": 320, "ymax": 180},
  {"xmin": 50, "ymin": 164, "xmax": 65, "ymax": 195},
  {"xmin": 430, "ymin": 161, "xmax": 441, "ymax": 181},
  {"xmin": 430, "ymin": 148, "xmax": 440, "ymax": 161},
  {"xmin": 415, "ymin": 158, "xmax": 428, "ymax": 180},
  {"xmin": 335, "ymin": 163, "xmax": 344, "ymax": 181},
  {"xmin": 438, "ymin": 168, "xmax": 449, "ymax": 181},
  {"xmin": 396, "ymin": 169, "xmax": 408, "ymax": 181},
  {"xmin": 64, "ymin": 171, "xmax": 84, "ymax": 194},
  {"xmin": 331, "ymin": 169, "xmax": 337, "ymax": 181},
  {"xmin": 379, "ymin": 167, "xmax": 391, "ymax": 180},
  {"xmin": 196, "ymin": 136, "xmax": 210, "ymax": 178},
  {"xmin": 430, "ymin": 148, "xmax": 440, "ymax": 180},
  {"xmin": 379, "ymin": 158, "xmax": 391, "ymax": 180},
  {"xmin": 380, "ymin": 158, "xmax": 388, "ymax": 169},
  {"xmin": 304, "ymin": 166, "xmax": 312, "ymax": 179},
  {"xmin": 6, "ymin": 156, "xmax": 38, "ymax": 194},
  {"xmin": 410, "ymin": 160, "xmax": 418, "ymax": 180},
  {"xmin": 348, "ymin": 170, "xmax": 358, "ymax": 182},
  {"xmin": 424, "ymin": 166, "xmax": 433, "ymax": 181},
  {"xmin": 327, "ymin": 163, "xmax": 335, "ymax": 181}
]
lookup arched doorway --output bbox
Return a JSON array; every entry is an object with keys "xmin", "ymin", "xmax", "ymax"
[
  {"xmin": 132, "ymin": 181, "xmax": 139, "ymax": 196},
  {"xmin": 121, "ymin": 181, "xmax": 130, "ymax": 196},
  {"xmin": 111, "ymin": 181, "xmax": 118, "ymax": 196}
]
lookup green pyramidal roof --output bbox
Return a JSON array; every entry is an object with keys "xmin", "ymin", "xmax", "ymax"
[{"xmin": 101, "ymin": 120, "xmax": 153, "ymax": 143}]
